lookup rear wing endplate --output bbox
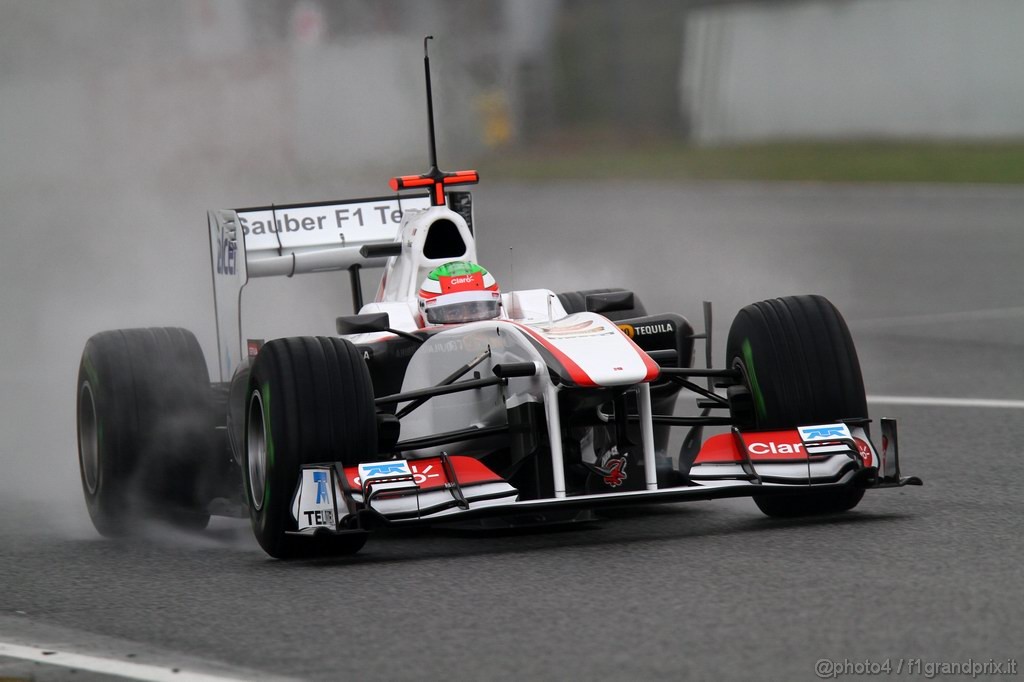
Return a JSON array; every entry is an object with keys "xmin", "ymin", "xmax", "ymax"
[{"xmin": 207, "ymin": 193, "xmax": 434, "ymax": 381}]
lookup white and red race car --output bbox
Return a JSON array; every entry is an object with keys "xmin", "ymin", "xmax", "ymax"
[{"xmin": 75, "ymin": 40, "xmax": 920, "ymax": 558}]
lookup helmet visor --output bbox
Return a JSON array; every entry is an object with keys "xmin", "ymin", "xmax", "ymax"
[{"xmin": 425, "ymin": 298, "xmax": 501, "ymax": 325}]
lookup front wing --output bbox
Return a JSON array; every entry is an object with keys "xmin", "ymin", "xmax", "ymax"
[{"xmin": 288, "ymin": 419, "xmax": 921, "ymax": 537}]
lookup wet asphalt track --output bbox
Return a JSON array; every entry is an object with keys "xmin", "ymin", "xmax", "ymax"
[{"xmin": 2, "ymin": 182, "xmax": 1024, "ymax": 680}]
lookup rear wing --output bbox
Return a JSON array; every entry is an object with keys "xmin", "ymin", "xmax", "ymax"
[{"xmin": 207, "ymin": 193, "xmax": 436, "ymax": 381}]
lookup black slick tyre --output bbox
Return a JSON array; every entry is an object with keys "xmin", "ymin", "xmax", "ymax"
[
  {"xmin": 245, "ymin": 336, "xmax": 376, "ymax": 559},
  {"xmin": 725, "ymin": 295, "xmax": 867, "ymax": 517},
  {"xmin": 76, "ymin": 328, "xmax": 213, "ymax": 536}
]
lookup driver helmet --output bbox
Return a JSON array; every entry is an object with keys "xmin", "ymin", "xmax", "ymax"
[{"xmin": 417, "ymin": 261, "xmax": 501, "ymax": 325}]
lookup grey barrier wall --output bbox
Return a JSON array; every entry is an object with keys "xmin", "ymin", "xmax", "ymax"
[{"xmin": 681, "ymin": 0, "xmax": 1024, "ymax": 141}]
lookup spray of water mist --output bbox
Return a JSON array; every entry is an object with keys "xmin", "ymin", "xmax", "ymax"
[{"xmin": 0, "ymin": 3, "xmax": 473, "ymax": 545}]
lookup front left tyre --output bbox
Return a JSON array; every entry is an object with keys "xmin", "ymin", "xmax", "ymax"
[
  {"xmin": 77, "ymin": 328, "xmax": 214, "ymax": 536},
  {"xmin": 245, "ymin": 336, "xmax": 376, "ymax": 559}
]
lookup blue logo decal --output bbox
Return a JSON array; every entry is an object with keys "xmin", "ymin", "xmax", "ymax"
[
  {"xmin": 313, "ymin": 471, "xmax": 328, "ymax": 503},
  {"xmin": 216, "ymin": 235, "xmax": 237, "ymax": 275},
  {"xmin": 361, "ymin": 463, "xmax": 408, "ymax": 477},
  {"xmin": 800, "ymin": 426, "xmax": 847, "ymax": 440}
]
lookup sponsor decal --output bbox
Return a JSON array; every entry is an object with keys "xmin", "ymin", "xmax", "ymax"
[
  {"xmin": 697, "ymin": 429, "xmax": 874, "ymax": 467},
  {"xmin": 741, "ymin": 431, "xmax": 809, "ymax": 460},
  {"xmin": 358, "ymin": 461, "xmax": 413, "ymax": 479},
  {"xmin": 409, "ymin": 462, "xmax": 443, "ymax": 486},
  {"xmin": 602, "ymin": 457, "xmax": 628, "ymax": 487},
  {"xmin": 798, "ymin": 424, "xmax": 852, "ymax": 441},
  {"xmin": 238, "ymin": 205, "xmax": 409, "ymax": 236},
  {"xmin": 302, "ymin": 509, "xmax": 335, "ymax": 526},
  {"xmin": 216, "ymin": 234, "xmax": 236, "ymax": 275},
  {"xmin": 635, "ymin": 322, "xmax": 674, "ymax": 336},
  {"xmin": 239, "ymin": 212, "xmax": 327, "ymax": 235},
  {"xmin": 536, "ymin": 319, "xmax": 611, "ymax": 339},
  {"xmin": 424, "ymin": 337, "xmax": 465, "ymax": 355},
  {"xmin": 748, "ymin": 439, "xmax": 804, "ymax": 456},
  {"xmin": 854, "ymin": 437, "xmax": 873, "ymax": 467},
  {"xmin": 618, "ymin": 321, "xmax": 675, "ymax": 338},
  {"xmin": 697, "ymin": 432, "xmax": 810, "ymax": 463},
  {"xmin": 247, "ymin": 339, "xmax": 264, "ymax": 359},
  {"xmin": 313, "ymin": 471, "xmax": 329, "ymax": 504},
  {"xmin": 350, "ymin": 462, "xmax": 445, "ymax": 488},
  {"xmin": 347, "ymin": 456, "xmax": 502, "ymax": 490},
  {"xmin": 297, "ymin": 467, "xmax": 336, "ymax": 530},
  {"xmin": 445, "ymin": 274, "xmax": 481, "ymax": 289},
  {"xmin": 236, "ymin": 197, "xmax": 430, "ymax": 252},
  {"xmin": 357, "ymin": 346, "xmax": 374, "ymax": 362}
]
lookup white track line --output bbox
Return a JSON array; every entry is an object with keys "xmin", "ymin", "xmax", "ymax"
[
  {"xmin": 869, "ymin": 394, "xmax": 1024, "ymax": 410},
  {"xmin": 851, "ymin": 305, "xmax": 1024, "ymax": 329},
  {"xmin": 0, "ymin": 641, "xmax": 248, "ymax": 682}
]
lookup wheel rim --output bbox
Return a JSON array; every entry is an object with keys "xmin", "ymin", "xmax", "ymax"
[
  {"xmin": 79, "ymin": 381, "xmax": 100, "ymax": 495},
  {"xmin": 247, "ymin": 390, "xmax": 268, "ymax": 511}
]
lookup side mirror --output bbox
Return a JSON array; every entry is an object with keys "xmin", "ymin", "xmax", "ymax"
[
  {"xmin": 337, "ymin": 312, "xmax": 391, "ymax": 335},
  {"xmin": 585, "ymin": 291, "xmax": 635, "ymax": 314},
  {"xmin": 359, "ymin": 242, "xmax": 403, "ymax": 259}
]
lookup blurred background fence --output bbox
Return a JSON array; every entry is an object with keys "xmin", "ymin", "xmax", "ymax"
[{"xmin": 5, "ymin": 0, "xmax": 1023, "ymax": 188}]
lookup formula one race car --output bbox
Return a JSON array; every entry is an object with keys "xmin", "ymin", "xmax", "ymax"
[{"xmin": 75, "ymin": 39, "xmax": 920, "ymax": 558}]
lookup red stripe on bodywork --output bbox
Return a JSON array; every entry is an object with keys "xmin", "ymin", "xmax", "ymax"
[
  {"xmin": 618, "ymin": 331, "xmax": 661, "ymax": 382},
  {"xmin": 507, "ymin": 321, "xmax": 596, "ymax": 387},
  {"xmin": 694, "ymin": 433, "xmax": 744, "ymax": 463}
]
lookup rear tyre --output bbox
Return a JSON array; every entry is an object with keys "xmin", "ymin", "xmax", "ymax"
[
  {"xmin": 725, "ymin": 295, "xmax": 868, "ymax": 517},
  {"xmin": 77, "ymin": 328, "xmax": 213, "ymax": 536},
  {"xmin": 245, "ymin": 337, "xmax": 376, "ymax": 559},
  {"xmin": 557, "ymin": 288, "xmax": 647, "ymax": 321}
]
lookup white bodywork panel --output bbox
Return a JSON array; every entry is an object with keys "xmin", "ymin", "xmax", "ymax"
[
  {"xmin": 502, "ymin": 289, "xmax": 569, "ymax": 325},
  {"xmin": 375, "ymin": 205, "xmax": 477, "ymax": 304},
  {"xmin": 396, "ymin": 316, "xmax": 657, "ymax": 457},
  {"xmin": 511, "ymin": 313, "xmax": 657, "ymax": 386},
  {"xmin": 397, "ymin": 320, "xmax": 547, "ymax": 458}
]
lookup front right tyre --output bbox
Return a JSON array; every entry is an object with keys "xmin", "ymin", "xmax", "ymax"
[
  {"xmin": 726, "ymin": 295, "xmax": 868, "ymax": 517},
  {"xmin": 245, "ymin": 336, "xmax": 377, "ymax": 559}
]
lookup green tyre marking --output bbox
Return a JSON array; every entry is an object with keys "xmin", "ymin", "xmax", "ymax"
[
  {"xmin": 261, "ymin": 381, "xmax": 274, "ymax": 507},
  {"xmin": 742, "ymin": 338, "xmax": 767, "ymax": 422},
  {"xmin": 83, "ymin": 355, "xmax": 100, "ymax": 388}
]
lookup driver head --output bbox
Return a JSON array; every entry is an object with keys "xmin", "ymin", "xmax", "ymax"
[{"xmin": 417, "ymin": 261, "xmax": 501, "ymax": 326}]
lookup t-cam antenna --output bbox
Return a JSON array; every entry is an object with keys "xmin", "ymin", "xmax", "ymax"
[
  {"xmin": 423, "ymin": 35, "xmax": 439, "ymax": 172},
  {"xmin": 389, "ymin": 36, "xmax": 479, "ymax": 206}
]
